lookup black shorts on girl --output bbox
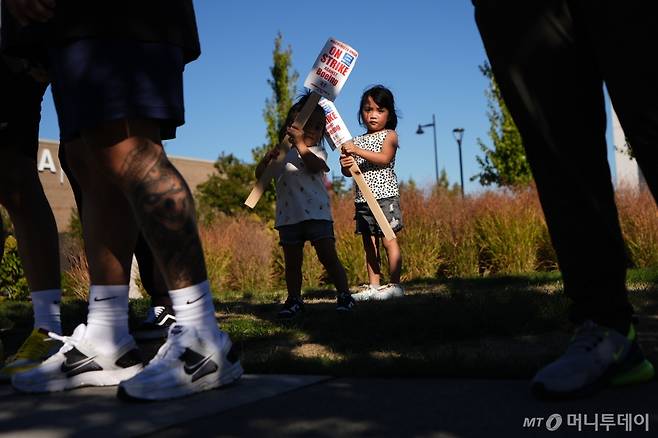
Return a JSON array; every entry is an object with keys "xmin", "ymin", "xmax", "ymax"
[
  {"xmin": 354, "ymin": 196, "xmax": 403, "ymax": 236},
  {"xmin": 48, "ymin": 39, "xmax": 185, "ymax": 142},
  {"xmin": 277, "ymin": 220, "xmax": 335, "ymax": 246}
]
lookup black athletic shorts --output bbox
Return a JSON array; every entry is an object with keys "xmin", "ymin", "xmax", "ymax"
[{"xmin": 48, "ymin": 39, "xmax": 185, "ymax": 142}]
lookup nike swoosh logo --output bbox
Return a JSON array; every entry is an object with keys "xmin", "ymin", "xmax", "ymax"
[
  {"xmin": 60, "ymin": 355, "xmax": 98, "ymax": 374},
  {"xmin": 183, "ymin": 355, "xmax": 214, "ymax": 375},
  {"xmin": 94, "ymin": 296, "xmax": 117, "ymax": 302},
  {"xmin": 613, "ymin": 344, "xmax": 626, "ymax": 361},
  {"xmin": 186, "ymin": 294, "xmax": 206, "ymax": 305}
]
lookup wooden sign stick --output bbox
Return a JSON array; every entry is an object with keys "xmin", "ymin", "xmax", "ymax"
[{"xmin": 320, "ymin": 99, "xmax": 396, "ymax": 240}]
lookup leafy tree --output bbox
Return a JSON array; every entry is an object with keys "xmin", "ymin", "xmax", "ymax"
[
  {"xmin": 197, "ymin": 33, "xmax": 298, "ymax": 221},
  {"xmin": 472, "ymin": 62, "xmax": 532, "ymax": 187},
  {"xmin": 196, "ymin": 154, "xmax": 265, "ymax": 221},
  {"xmin": 253, "ymin": 32, "xmax": 299, "ymax": 163}
]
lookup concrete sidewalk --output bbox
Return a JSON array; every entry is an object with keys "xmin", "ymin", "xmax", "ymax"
[{"xmin": 1, "ymin": 376, "xmax": 657, "ymax": 437}]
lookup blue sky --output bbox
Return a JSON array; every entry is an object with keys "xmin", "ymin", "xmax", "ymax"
[{"xmin": 37, "ymin": 0, "xmax": 615, "ymax": 194}]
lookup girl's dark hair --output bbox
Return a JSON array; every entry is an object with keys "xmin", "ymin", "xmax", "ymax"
[
  {"xmin": 278, "ymin": 92, "xmax": 326, "ymax": 143},
  {"xmin": 358, "ymin": 85, "xmax": 398, "ymax": 130}
]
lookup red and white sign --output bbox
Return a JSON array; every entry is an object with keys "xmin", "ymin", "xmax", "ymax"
[
  {"xmin": 319, "ymin": 98, "xmax": 352, "ymax": 151},
  {"xmin": 304, "ymin": 38, "xmax": 358, "ymax": 101}
]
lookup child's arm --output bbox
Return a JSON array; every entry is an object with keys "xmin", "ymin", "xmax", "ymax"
[
  {"xmin": 255, "ymin": 147, "xmax": 280, "ymax": 179},
  {"xmin": 288, "ymin": 125, "xmax": 330, "ymax": 173},
  {"xmin": 341, "ymin": 131, "xmax": 398, "ymax": 166}
]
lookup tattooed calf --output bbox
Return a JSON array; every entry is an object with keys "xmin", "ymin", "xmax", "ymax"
[{"xmin": 120, "ymin": 141, "xmax": 207, "ymax": 287}]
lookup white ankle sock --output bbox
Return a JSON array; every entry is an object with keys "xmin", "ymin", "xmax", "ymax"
[
  {"xmin": 86, "ymin": 285, "xmax": 130, "ymax": 354},
  {"xmin": 31, "ymin": 289, "xmax": 62, "ymax": 334},
  {"xmin": 170, "ymin": 280, "xmax": 220, "ymax": 340}
]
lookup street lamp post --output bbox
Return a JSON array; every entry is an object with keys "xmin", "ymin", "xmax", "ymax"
[
  {"xmin": 452, "ymin": 128, "xmax": 465, "ymax": 198},
  {"xmin": 416, "ymin": 114, "xmax": 438, "ymax": 186}
]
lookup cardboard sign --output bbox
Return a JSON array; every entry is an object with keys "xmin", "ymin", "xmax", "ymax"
[
  {"xmin": 319, "ymin": 98, "xmax": 352, "ymax": 151},
  {"xmin": 304, "ymin": 38, "xmax": 358, "ymax": 101}
]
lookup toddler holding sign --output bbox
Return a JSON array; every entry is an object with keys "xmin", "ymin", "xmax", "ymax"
[
  {"xmin": 256, "ymin": 94, "xmax": 355, "ymax": 318},
  {"xmin": 340, "ymin": 85, "xmax": 404, "ymax": 301}
]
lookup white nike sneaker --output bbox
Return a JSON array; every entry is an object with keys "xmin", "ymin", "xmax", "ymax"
[
  {"xmin": 12, "ymin": 324, "xmax": 144, "ymax": 393},
  {"xmin": 118, "ymin": 324, "xmax": 243, "ymax": 401}
]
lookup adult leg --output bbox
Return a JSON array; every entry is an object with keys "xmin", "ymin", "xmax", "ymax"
[
  {"xmin": 79, "ymin": 120, "xmax": 206, "ymax": 289},
  {"xmin": 134, "ymin": 234, "xmax": 171, "ymax": 307},
  {"xmin": 0, "ymin": 149, "xmax": 60, "ymax": 293},
  {"xmin": 18, "ymin": 38, "xmax": 241, "ymax": 399},
  {"xmin": 584, "ymin": 1, "xmax": 658, "ymax": 200},
  {"xmin": 61, "ymin": 139, "xmax": 175, "ymax": 340},
  {"xmin": 0, "ymin": 58, "xmax": 62, "ymax": 380},
  {"xmin": 132, "ymin": 233, "xmax": 176, "ymax": 339},
  {"xmin": 61, "ymin": 139, "xmax": 139, "ymax": 286},
  {"xmin": 475, "ymin": 0, "xmax": 631, "ymax": 332},
  {"xmin": 0, "ymin": 59, "xmax": 59, "ymax": 297},
  {"xmin": 474, "ymin": 0, "xmax": 653, "ymax": 398}
]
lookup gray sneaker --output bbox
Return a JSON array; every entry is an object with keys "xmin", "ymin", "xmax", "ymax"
[{"xmin": 531, "ymin": 320, "xmax": 654, "ymax": 399}]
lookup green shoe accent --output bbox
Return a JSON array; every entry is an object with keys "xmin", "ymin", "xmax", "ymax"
[
  {"xmin": 627, "ymin": 324, "xmax": 636, "ymax": 341},
  {"xmin": 0, "ymin": 328, "xmax": 61, "ymax": 381},
  {"xmin": 611, "ymin": 359, "xmax": 655, "ymax": 386}
]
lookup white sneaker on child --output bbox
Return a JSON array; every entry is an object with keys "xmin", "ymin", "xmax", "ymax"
[
  {"xmin": 351, "ymin": 284, "xmax": 379, "ymax": 302},
  {"xmin": 118, "ymin": 324, "xmax": 243, "ymax": 401},
  {"xmin": 12, "ymin": 324, "xmax": 143, "ymax": 393},
  {"xmin": 373, "ymin": 283, "xmax": 405, "ymax": 300}
]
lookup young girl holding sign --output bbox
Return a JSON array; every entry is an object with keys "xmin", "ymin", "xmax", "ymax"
[
  {"xmin": 339, "ymin": 85, "xmax": 404, "ymax": 301},
  {"xmin": 256, "ymin": 94, "xmax": 355, "ymax": 318}
]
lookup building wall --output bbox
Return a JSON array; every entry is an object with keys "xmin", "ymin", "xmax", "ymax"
[
  {"xmin": 36, "ymin": 139, "xmax": 217, "ymax": 232},
  {"xmin": 611, "ymin": 106, "xmax": 644, "ymax": 190}
]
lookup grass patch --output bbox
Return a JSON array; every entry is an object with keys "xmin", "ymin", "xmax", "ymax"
[{"xmin": 1, "ymin": 269, "xmax": 657, "ymax": 378}]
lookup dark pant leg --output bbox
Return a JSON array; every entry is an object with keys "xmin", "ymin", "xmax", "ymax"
[
  {"xmin": 59, "ymin": 145, "xmax": 170, "ymax": 305},
  {"xmin": 134, "ymin": 233, "xmax": 171, "ymax": 307},
  {"xmin": 581, "ymin": 0, "xmax": 658, "ymax": 200},
  {"xmin": 474, "ymin": 0, "xmax": 633, "ymax": 332}
]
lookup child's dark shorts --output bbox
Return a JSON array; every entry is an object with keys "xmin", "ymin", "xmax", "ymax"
[
  {"xmin": 354, "ymin": 196, "xmax": 403, "ymax": 237},
  {"xmin": 48, "ymin": 39, "xmax": 185, "ymax": 142},
  {"xmin": 277, "ymin": 220, "xmax": 335, "ymax": 246}
]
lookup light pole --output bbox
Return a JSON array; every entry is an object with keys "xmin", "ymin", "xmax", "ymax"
[
  {"xmin": 416, "ymin": 114, "xmax": 438, "ymax": 186},
  {"xmin": 452, "ymin": 128, "xmax": 465, "ymax": 198}
]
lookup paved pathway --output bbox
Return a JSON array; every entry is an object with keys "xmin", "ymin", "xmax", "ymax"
[{"xmin": 2, "ymin": 376, "xmax": 657, "ymax": 437}]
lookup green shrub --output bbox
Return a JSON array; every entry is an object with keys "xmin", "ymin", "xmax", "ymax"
[{"xmin": 0, "ymin": 236, "xmax": 29, "ymax": 300}]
